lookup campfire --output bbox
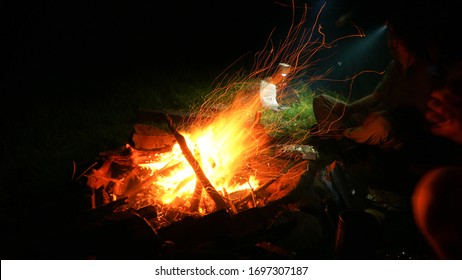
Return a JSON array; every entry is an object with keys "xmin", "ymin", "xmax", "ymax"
[
  {"xmin": 75, "ymin": 2, "xmax": 370, "ymax": 258},
  {"xmin": 81, "ymin": 2, "xmax": 366, "ymax": 226},
  {"xmin": 84, "ymin": 90, "xmax": 315, "ymax": 230}
]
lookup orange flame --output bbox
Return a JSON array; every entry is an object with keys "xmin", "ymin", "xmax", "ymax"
[{"xmin": 139, "ymin": 94, "xmax": 264, "ymax": 207}]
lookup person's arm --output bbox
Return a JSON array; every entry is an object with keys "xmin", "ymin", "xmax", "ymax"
[
  {"xmin": 329, "ymin": 90, "xmax": 381, "ymax": 117},
  {"xmin": 345, "ymin": 90, "xmax": 382, "ymax": 114},
  {"xmin": 334, "ymin": 60, "xmax": 394, "ymax": 116}
]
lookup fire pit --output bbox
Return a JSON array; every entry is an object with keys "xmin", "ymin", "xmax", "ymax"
[
  {"xmin": 79, "ymin": 101, "xmax": 323, "ymax": 259},
  {"xmin": 85, "ymin": 110, "xmax": 313, "ymax": 228}
]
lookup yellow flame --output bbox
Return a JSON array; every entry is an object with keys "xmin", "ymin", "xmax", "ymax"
[{"xmin": 139, "ymin": 95, "xmax": 263, "ymax": 205}]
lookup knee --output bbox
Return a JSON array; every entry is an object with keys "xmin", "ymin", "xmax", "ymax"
[
  {"xmin": 413, "ymin": 168, "xmax": 442, "ymax": 232},
  {"xmin": 363, "ymin": 112, "xmax": 391, "ymax": 130},
  {"xmin": 412, "ymin": 166, "xmax": 462, "ymax": 258},
  {"xmin": 413, "ymin": 167, "xmax": 459, "ymax": 228},
  {"xmin": 312, "ymin": 94, "xmax": 330, "ymax": 120},
  {"xmin": 312, "ymin": 94, "xmax": 327, "ymax": 109}
]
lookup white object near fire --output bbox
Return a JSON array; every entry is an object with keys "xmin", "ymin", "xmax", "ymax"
[
  {"xmin": 259, "ymin": 80, "xmax": 279, "ymax": 110},
  {"xmin": 259, "ymin": 63, "xmax": 291, "ymax": 111},
  {"xmin": 277, "ymin": 144, "xmax": 318, "ymax": 160}
]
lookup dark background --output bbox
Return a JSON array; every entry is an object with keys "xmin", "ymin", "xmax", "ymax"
[
  {"xmin": 7, "ymin": 0, "xmax": 458, "ymax": 100},
  {"xmin": 5, "ymin": 0, "xmax": 401, "ymax": 96}
]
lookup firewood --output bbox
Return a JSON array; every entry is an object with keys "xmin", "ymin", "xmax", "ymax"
[
  {"xmin": 123, "ymin": 161, "xmax": 182, "ymax": 198},
  {"xmin": 189, "ymin": 181, "xmax": 203, "ymax": 212},
  {"xmin": 164, "ymin": 114, "xmax": 228, "ymax": 211},
  {"xmin": 234, "ymin": 177, "xmax": 280, "ymax": 208},
  {"xmin": 234, "ymin": 159, "xmax": 307, "ymax": 208},
  {"xmin": 88, "ymin": 197, "xmax": 129, "ymax": 220}
]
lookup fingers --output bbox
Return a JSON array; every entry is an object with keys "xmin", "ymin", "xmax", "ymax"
[
  {"xmin": 429, "ymin": 121, "xmax": 452, "ymax": 139},
  {"xmin": 426, "ymin": 87, "xmax": 461, "ymax": 125},
  {"xmin": 427, "ymin": 98, "xmax": 444, "ymax": 115},
  {"xmin": 425, "ymin": 110, "xmax": 446, "ymax": 124}
]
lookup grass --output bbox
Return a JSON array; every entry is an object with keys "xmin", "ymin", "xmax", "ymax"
[{"xmin": 261, "ymin": 83, "xmax": 317, "ymax": 142}]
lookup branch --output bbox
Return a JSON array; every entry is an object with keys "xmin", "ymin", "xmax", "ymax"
[{"xmin": 165, "ymin": 114, "xmax": 228, "ymax": 211}]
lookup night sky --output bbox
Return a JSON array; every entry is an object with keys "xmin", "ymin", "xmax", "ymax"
[
  {"xmin": 8, "ymin": 0, "xmax": 458, "ymax": 100},
  {"xmin": 5, "ymin": 0, "xmax": 400, "ymax": 93},
  {"xmin": 6, "ymin": 1, "xmax": 288, "ymax": 82}
]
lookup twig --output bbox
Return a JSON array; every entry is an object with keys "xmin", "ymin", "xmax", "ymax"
[
  {"xmin": 164, "ymin": 114, "xmax": 228, "ymax": 211},
  {"xmin": 77, "ymin": 161, "xmax": 98, "ymax": 181}
]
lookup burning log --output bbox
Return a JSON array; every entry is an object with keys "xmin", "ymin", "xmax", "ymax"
[
  {"xmin": 234, "ymin": 177, "xmax": 280, "ymax": 209},
  {"xmin": 234, "ymin": 159, "xmax": 308, "ymax": 209},
  {"xmin": 164, "ymin": 114, "xmax": 228, "ymax": 211},
  {"xmin": 131, "ymin": 123, "xmax": 176, "ymax": 151},
  {"xmin": 123, "ymin": 161, "xmax": 182, "ymax": 199},
  {"xmin": 190, "ymin": 181, "xmax": 203, "ymax": 212},
  {"xmin": 88, "ymin": 197, "xmax": 129, "ymax": 219}
]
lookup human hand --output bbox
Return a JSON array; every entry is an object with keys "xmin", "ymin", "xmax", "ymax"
[{"xmin": 426, "ymin": 87, "xmax": 462, "ymax": 145}]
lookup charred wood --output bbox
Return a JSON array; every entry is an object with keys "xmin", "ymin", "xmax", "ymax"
[{"xmin": 165, "ymin": 114, "xmax": 228, "ymax": 211}]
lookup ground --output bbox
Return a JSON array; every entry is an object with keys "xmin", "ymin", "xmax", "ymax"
[{"xmin": 4, "ymin": 126, "xmax": 459, "ymax": 260}]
